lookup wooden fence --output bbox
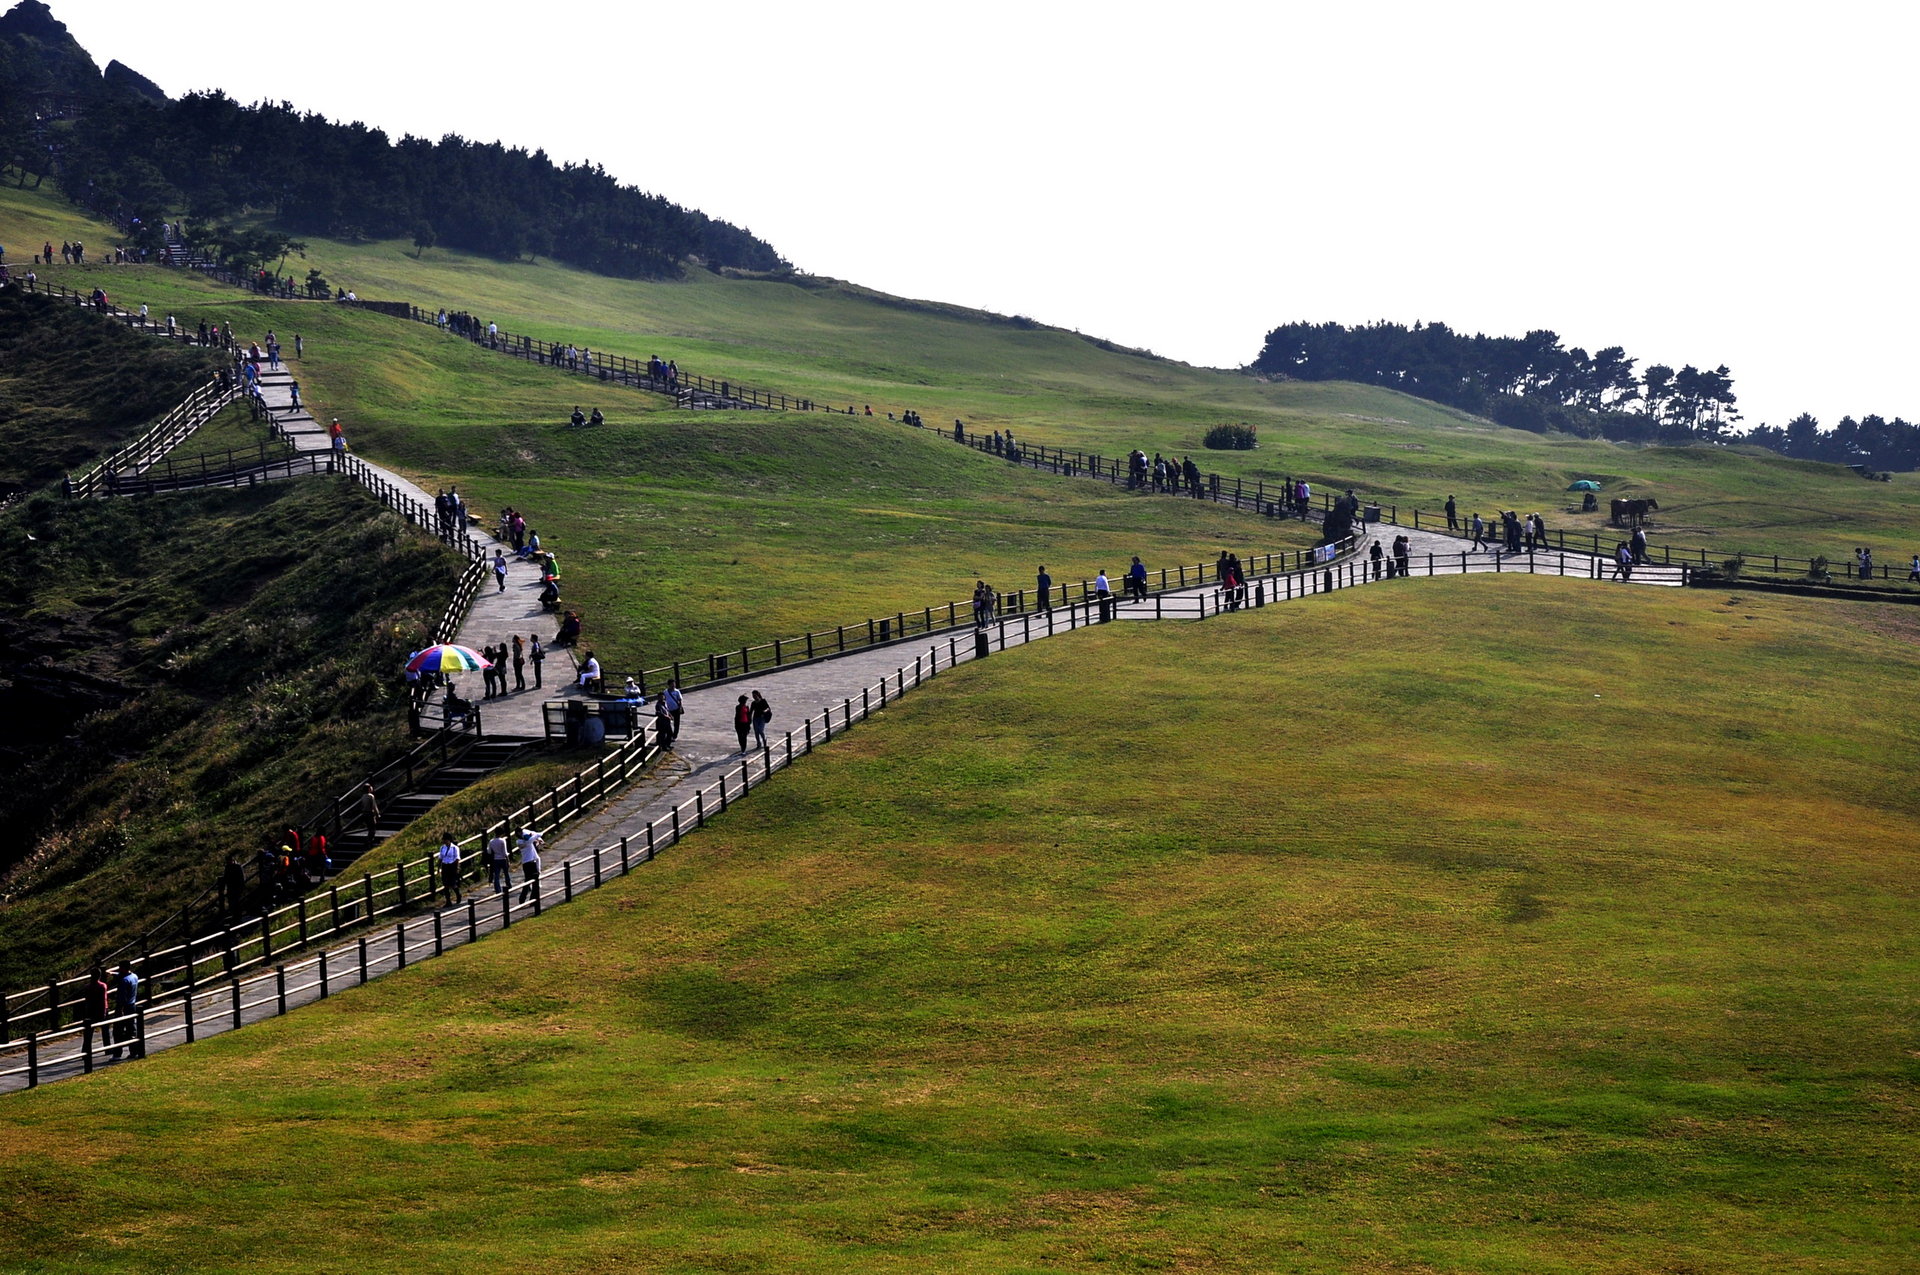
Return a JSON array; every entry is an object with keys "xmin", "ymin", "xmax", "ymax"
[{"xmin": 0, "ymin": 540, "xmax": 1470, "ymax": 1091}]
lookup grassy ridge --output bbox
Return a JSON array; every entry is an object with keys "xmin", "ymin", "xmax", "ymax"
[
  {"xmin": 0, "ymin": 479, "xmax": 459, "ymax": 981},
  {"xmin": 0, "ymin": 579, "xmax": 1914, "ymax": 1272},
  {"xmin": 2, "ymin": 183, "xmax": 1914, "ymax": 574}
]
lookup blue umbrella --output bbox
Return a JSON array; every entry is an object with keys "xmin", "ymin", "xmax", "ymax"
[{"xmin": 1567, "ymin": 479, "xmax": 1601, "ymax": 492}]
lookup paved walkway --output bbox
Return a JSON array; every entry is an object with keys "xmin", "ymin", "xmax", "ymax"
[
  {"xmin": 250, "ymin": 366, "xmax": 583, "ymax": 727},
  {"xmin": 0, "ymin": 343, "xmax": 1693, "ymax": 1093}
]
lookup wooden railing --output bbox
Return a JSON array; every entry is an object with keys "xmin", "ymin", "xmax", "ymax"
[
  {"xmin": 0, "ymin": 720, "xmax": 663, "ymax": 1047},
  {"xmin": 63, "ymin": 378, "xmax": 237, "ymax": 497},
  {"xmin": 0, "ymin": 545, "xmax": 1416, "ymax": 1090}
]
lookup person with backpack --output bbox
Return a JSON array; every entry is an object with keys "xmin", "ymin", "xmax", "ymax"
[
  {"xmin": 108, "ymin": 963, "xmax": 140, "ymax": 1061},
  {"xmin": 751, "ymin": 692, "xmax": 773, "ymax": 750}
]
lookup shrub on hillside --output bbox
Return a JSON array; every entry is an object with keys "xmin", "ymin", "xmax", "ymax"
[{"xmin": 1204, "ymin": 422, "xmax": 1258, "ymax": 450}]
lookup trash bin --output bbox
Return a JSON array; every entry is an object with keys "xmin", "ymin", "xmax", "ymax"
[
  {"xmin": 974, "ymin": 628, "xmax": 990, "ymax": 660},
  {"xmin": 1363, "ymin": 504, "xmax": 1382, "ymax": 524}
]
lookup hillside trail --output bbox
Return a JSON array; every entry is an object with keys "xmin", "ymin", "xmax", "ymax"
[{"xmin": 1, "ymin": 331, "xmax": 1689, "ymax": 1093}]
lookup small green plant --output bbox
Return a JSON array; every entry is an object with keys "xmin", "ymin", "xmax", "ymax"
[{"xmin": 1203, "ymin": 421, "xmax": 1257, "ymax": 450}]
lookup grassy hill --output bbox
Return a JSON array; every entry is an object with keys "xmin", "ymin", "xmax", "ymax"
[
  {"xmin": 0, "ymin": 479, "xmax": 459, "ymax": 981},
  {"xmin": 3, "ymin": 182, "xmax": 1915, "ymax": 591},
  {"xmin": 2, "ymin": 580, "xmax": 1915, "ymax": 1272}
]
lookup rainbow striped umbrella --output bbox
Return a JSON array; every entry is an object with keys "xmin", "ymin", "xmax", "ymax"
[{"xmin": 406, "ymin": 643, "xmax": 491, "ymax": 673}]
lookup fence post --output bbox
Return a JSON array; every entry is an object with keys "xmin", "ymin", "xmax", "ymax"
[
  {"xmin": 276, "ymin": 965, "xmax": 288, "ymax": 1016},
  {"xmin": 433, "ymin": 910, "xmax": 445, "ymax": 957},
  {"xmin": 319, "ymin": 951, "xmax": 329, "ymax": 1000},
  {"xmin": 231, "ymin": 974, "xmax": 244, "ymax": 1027},
  {"xmin": 25, "ymin": 1033, "xmax": 37, "ymax": 1089},
  {"xmin": 358, "ymin": 936, "xmax": 369, "ymax": 984}
]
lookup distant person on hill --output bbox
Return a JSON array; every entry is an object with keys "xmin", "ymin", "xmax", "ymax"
[
  {"xmin": 329, "ymin": 418, "xmax": 346, "ymax": 452},
  {"xmin": 1630, "ymin": 526, "xmax": 1648, "ymax": 566},
  {"xmin": 1128, "ymin": 556, "xmax": 1148, "ymax": 601},
  {"xmin": 954, "ymin": 419, "xmax": 965, "ymax": 442},
  {"xmin": 1095, "ymin": 569, "xmax": 1113, "ymax": 621},
  {"xmin": 1613, "ymin": 543, "xmax": 1633, "ymax": 581},
  {"xmin": 294, "ymin": 333, "xmax": 303, "ymax": 359},
  {"xmin": 570, "ymin": 406, "xmax": 586, "ymax": 428},
  {"xmin": 1370, "ymin": 540, "xmax": 1385, "ymax": 580},
  {"xmin": 493, "ymin": 550, "xmax": 509, "ymax": 592},
  {"xmin": 554, "ymin": 611, "xmax": 582, "ymax": 648},
  {"xmin": 512, "ymin": 634, "xmax": 527, "ymax": 691},
  {"xmin": 577, "ymin": 650, "xmax": 601, "ymax": 690},
  {"xmin": 1445, "ymin": 494, "xmax": 1458, "ymax": 530},
  {"xmin": 664, "ymin": 679, "xmax": 684, "ymax": 743},
  {"xmin": 530, "ymin": 635, "xmax": 545, "ymax": 687},
  {"xmin": 1908, "ymin": 553, "xmax": 1919, "ymax": 582},
  {"xmin": 1470, "ymin": 513, "xmax": 1487, "ymax": 550},
  {"xmin": 223, "ymin": 853, "xmax": 247, "ymax": 922},
  {"xmin": 358, "ymin": 782, "xmax": 381, "ymax": 840},
  {"xmin": 1036, "ymin": 565, "xmax": 1052, "ymax": 611},
  {"xmin": 589, "ymin": 407, "xmax": 604, "ymax": 426}
]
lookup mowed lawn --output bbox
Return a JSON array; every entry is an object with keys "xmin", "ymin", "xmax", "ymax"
[{"xmin": 3, "ymin": 578, "xmax": 1915, "ymax": 1274}]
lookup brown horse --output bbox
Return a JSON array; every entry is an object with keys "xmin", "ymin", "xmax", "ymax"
[{"xmin": 1609, "ymin": 497, "xmax": 1659, "ymax": 527}]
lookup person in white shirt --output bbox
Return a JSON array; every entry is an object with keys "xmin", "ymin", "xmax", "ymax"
[
  {"xmin": 517, "ymin": 829, "xmax": 544, "ymax": 903},
  {"xmin": 578, "ymin": 653, "xmax": 601, "ymax": 689},
  {"xmin": 437, "ymin": 836, "xmax": 464, "ymax": 905},
  {"xmin": 1094, "ymin": 570, "xmax": 1113, "ymax": 621},
  {"xmin": 486, "ymin": 832, "xmax": 511, "ymax": 892}
]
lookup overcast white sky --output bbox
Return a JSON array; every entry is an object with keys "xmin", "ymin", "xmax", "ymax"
[{"xmin": 52, "ymin": 1, "xmax": 1920, "ymax": 427}]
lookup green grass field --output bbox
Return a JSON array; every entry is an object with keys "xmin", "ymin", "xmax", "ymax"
[{"xmin": 2, "ymin": 579, "xmax": 1915, "ymax": 1273}]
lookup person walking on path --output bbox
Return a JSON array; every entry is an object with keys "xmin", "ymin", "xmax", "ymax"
[
  {"xmin": 1445, "ymin": 495, "xmax": 1458, "ymax": 531},
  {"xmin": 1128, "ymin": 556, "xmax": 1148, "ymax": 602},
  {"xmin": 1036, "ymin": 565, "xmax": 1052, "ymax": 611},
  {"xmin": 734, "ymin": 695, "xmax": 753, "ymax": 753},
  {"xmin": 108, "ymin": 963, "xmax": 140, "ymax": 1061},
  {"xmin": 493, "ymin": 550, "xmax": 509, "ymax": 593},
  {"xmin": 1613, "ymin": 543, "xmax": 1634, "ymax": 581},
  {"xmin": 1369, "ymin": 540, "xmax": 1385, "ymax": 580},
  {"xmin": 329, "ymin": 418, "xmax": 346, "ymax": 453},
  {"xmin": 751, "ymin": 691, "xmax": 773, "ymax": 750},
  {"xmin": 655, "ymin": 695, "xmax": 674, "ymax": 750},
  {"xmin": 1095, "ymin": 569, "xmax": 1113, "ymax": 622},
  {"xmin": 223, "ymin": 853, "xmax": 247, "ymax": 923},
  {"xmin": 294, "ymin": 333, "xmax": 303, "ymax": 360},
  {"xmin": 517, "ymin": 829, "xmax": 544, "ymax": 904},
  {"xmin": 1908, "ymin": 553, "xmax": 1919, "ymax": 583},
  {"xmin": 357, "ymin": 782, "xmax": 381, "ymax": 842},
  {"xmin": 511, "ymin": 635, "xmax": 526, "ymax": 691},
  {"xmin": 486, "ymin": 832, "xmax": 511, "ymax": 893},
  {"xmin": 85, "ymin": 965, "xmax": 110, "ymax": 1051},
  {"xmin": 530, "ymin": 635, "xmax": 545, "ymax": 688},
  {"xmin": 664, "ymin": 680, "xmax": 683, "ymax": 744},
  {"xmin": 1470, "ymin": 513, "xmax": 1488, "ymax": 551},
  {"xmin": 437, "ymin": 834, "xmax": 465, "ymax": 905}
]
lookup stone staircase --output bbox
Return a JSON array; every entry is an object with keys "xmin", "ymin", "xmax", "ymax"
[{"xmin": 334, "ymin": 735, "xmax": 547, "ymax": 873}]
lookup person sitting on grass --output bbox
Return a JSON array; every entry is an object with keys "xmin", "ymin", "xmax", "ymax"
[
  {"xmin": 570, "ymin": 406, "xmax": 586, "ymax": 428},
  {"xmin": 538, "ymin": 578, "xmax": 561, "ymax": 612},
  {"xmin": 516, "ymin": 530, "xmax": 542, "ymax": 560},
  {"xmin": 578, "ymin": 651, "xmax": 602, "ymax": 690},
  {"xmin": 554, "ymin": 610, "xmax": 582, "ymax": 648}
]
